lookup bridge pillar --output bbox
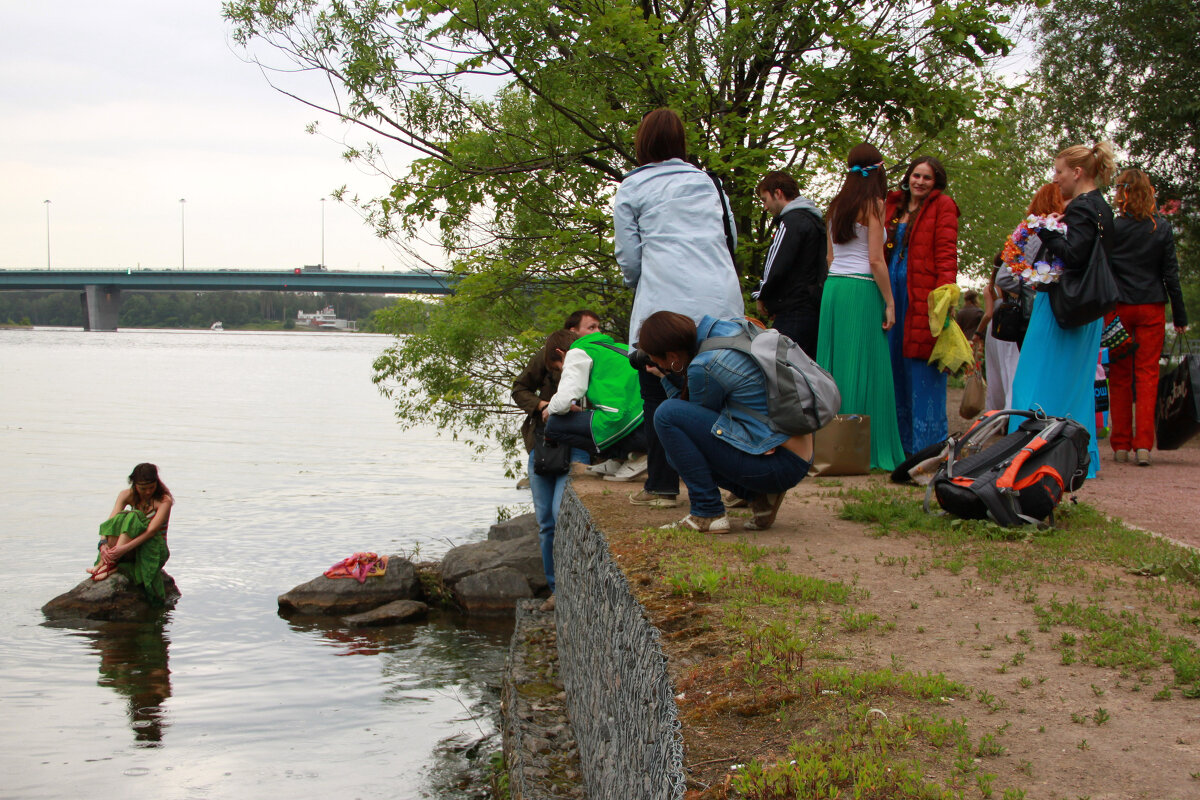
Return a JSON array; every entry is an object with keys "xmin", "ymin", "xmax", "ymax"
[{"xmin": 80, "ymin": 285, "xmax": 121, "ymax": 331}]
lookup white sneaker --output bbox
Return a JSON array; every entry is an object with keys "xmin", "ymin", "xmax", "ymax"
[
  {"xmin": 586, "ymin": 458, "xmax": 624, "ymax": 477},
  {"xmin": 603, "ymin": 455, "xmax": 649, "ymax": 482}
]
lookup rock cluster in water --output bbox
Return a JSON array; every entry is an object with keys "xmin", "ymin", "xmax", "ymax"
[
  {"xmin": 276, "ymin": 513, "xmax": 546, "ymax": 622},
  {"xmin": 41, "ymin": 514, "xmax": 546, "ymax": 626}
]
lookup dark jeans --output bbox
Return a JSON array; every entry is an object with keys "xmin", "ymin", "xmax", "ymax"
[
  {"xmin": 654, "ymin": 399, "xmax": 810, "ymax": 518},
  {"xmin": 545, "ymin": 411, "xmax": 647, "ymax": 458},
  {"xmin": 638, "ymin": 369, "xmax": 680, "ymax": 496},
  {"xmin": 772, "ymin": 309, "xmax": 819, "ymax": 358}
]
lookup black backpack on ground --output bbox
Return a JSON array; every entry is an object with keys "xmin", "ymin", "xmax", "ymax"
[{"xmin": 927, "ymin": 409, "xmax": 1091, "ymax": 527}]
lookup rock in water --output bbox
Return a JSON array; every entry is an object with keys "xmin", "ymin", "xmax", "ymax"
[
  {"xmin": 440, "ymin": 534, "xmax": 546, "ymax": 593},
  {"xmin": 42, "ymin": 572, "xmax": 181, "ymax": 622},
  {"xmin": 453, "ymin": 567, "xmax": 533, "ymax": 616},
  {"xmin": 487, "ymin": 512, "xmax": 538, "ymax": 542},
  {"xmin": 342, "ymin": 599, "xmax": 429, "ymax": 628},
  {"xmin": 278, "ymin": 557, "xmax": 418, "ymax": 616}
]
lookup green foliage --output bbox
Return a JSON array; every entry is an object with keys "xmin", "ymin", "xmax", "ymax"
[
  {"xmin": 225, "ymin": 0, "xmax": 1028, "ymax": 448},
  {"xmin": 1032, "ymin": 0, "xmax": 1200, "ymax": 309}
]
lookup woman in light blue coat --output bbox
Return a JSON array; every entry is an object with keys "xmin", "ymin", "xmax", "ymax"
[{"xmin": 613, "ymin": 108, "xmax": 744, "ymax": 509}]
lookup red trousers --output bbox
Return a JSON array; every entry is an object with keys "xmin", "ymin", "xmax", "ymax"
[{"xmin": 1106, "ymin": 302, "xmax": 1166, "ymax": 452}]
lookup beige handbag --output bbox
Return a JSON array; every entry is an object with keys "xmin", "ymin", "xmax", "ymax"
[
  {"xmin": 959, "ymin": 369, "xmax": 987, "ymax": 420},
  {"xmin": 811, "ymin": 414, "xmax": 871, "ymax": 476}
]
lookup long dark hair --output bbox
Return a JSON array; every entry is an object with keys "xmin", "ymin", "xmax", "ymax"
[
  {"xmin": 827, "ymin": 143, "xmax": 887, "ymax": 244},
  {"xmin": 128, "ymin": 463, "xmax": 171, "ymax": 510},
  {"xmin": 888, "ymin": 156, "xmax": 948, "ymax": 253}
]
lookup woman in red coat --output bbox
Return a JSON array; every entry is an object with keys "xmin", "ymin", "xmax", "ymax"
[{"xmin": 884, "ymin": 156, "xmax": 960, "ymax": 455}]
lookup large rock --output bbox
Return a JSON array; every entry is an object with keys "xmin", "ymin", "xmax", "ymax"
[
  {"xmin": 488, "ymin": 512, "xmax": 539, "ymax": 542},
  {"xmin": 342, "ymin": 599, "xmax": 429, "ymax": 628},
  {"xmin": 454, "ymin": 567, "xmax": 532, "ymax": 616},
  {"xmin": 42, "ymin": 572, "xmax": 181, "ymax": 622},
  {"xmin": 441, "ymin": 534, "xmax": 546, "ymax": 593},
  {"xmin": 278, "ymin": 557, "xmax": 419, "ymax": 616}
]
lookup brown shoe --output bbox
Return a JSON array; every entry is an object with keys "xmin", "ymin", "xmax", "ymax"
[
  {"xmin": 722, "ymin": 490, "xmax": 749, "ymax": 509},
  {"xmin": 744, "ymin": 491, "xmax": 787, "ymax": 531},
  {"xmin": 1113, "ymin": 450, "xmax": 1129, "ymax": 463},
  {"xmin": 539, "ymin": 594, "xmax": 556, "ymax": 612},
  {"xmin": 629, "ymin": 490, "xmax": 680, "ymax": 508}
]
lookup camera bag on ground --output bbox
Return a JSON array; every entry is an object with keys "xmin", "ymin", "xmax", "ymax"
[
  {"xmin": 697, "ymin": 319, "xmax": 841, "ymax": 435},
  {"xmin": 927, "ymin": 409, "xmax": 1090, "ymax": 527}
]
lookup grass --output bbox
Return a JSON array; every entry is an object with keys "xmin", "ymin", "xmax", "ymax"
[{"xmin": 598, "ymin": 480, "xmax": 1200, "ymax": 800}]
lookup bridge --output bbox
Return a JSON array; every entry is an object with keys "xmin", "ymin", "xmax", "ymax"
[{"xmin": 0, "ymin": 269, "xmax": 453, "ymax": 330}]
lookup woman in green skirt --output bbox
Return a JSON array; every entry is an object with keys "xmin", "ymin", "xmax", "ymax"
[
  {"xmin": 816, "ymin": 143, "xmax": 905, "ymax": 471},
  {"xmin": 87, "ymin": 463, "xmax": 174, "ymax": 604}
]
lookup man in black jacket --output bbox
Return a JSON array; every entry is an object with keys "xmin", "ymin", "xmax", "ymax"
[{"xmin": 752, "ymin": 171, "xmax": 827, "ymax": 356}]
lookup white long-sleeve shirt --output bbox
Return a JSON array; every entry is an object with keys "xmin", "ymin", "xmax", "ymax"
[{"xmin": 547, "ymin": 348, "xmax": 594, "ymax": 415}]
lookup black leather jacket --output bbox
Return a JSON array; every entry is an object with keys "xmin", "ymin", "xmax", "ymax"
[{"xmin": 1111, "ymin": 214, "xmax": 1188, "ymax": 327}]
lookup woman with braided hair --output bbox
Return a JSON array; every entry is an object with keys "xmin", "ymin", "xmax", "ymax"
[{"xmin": 815, "ymin": 142, "xmax": 904, "ymax": 471}]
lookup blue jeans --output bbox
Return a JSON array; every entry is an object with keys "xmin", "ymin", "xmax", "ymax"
[
  {"xmin": 527, "ymin": 447, "xmax": 587, "ymax": 593},
  {"xmin": 654, "ymin": 399, "xmax": 811, "ymax": 518}
]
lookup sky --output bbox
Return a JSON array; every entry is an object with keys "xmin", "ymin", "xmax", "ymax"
[{"xmin": 1, "ymin": 1, "xmax": 417, "ymax": 272}]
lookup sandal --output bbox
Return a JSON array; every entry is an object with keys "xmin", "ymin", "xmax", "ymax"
[{"xmin": 91, "ymin": 560, "xmax": 118, "ymax": 581}]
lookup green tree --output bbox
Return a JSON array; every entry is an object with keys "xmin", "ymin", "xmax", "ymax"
[
  {"xmin": 226, "ymin": 0, "xmax": 1026, "ymax": 460},
  {"xmin": 1034, "ymin": 0, "xmax": 1199, "ymax": 315}
]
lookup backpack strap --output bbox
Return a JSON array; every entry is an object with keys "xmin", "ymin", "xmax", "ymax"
[{"xmin": 706, "ymin": 171, "xmax": 737, "ymax": 266}]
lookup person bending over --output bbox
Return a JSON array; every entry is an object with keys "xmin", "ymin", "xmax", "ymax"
[
  {"xmin": 88, "ymin": 463, "xmax": 174, "ymax": 604},
  {"xmin": 545, "ymin": 329, "xmax": 648, "ymax": 477},
  {"xmin": 636, "ymin": 311, "xmax": 814, "ymax": 533}
]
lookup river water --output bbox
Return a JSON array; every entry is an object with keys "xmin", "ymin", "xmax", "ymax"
[{"xmin": 0, "ymin": 328, "xmax": 523, "ymax": 800}]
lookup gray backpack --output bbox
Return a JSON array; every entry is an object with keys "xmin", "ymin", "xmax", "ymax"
[{"xmin": 697, "ymin": 320, "xmax": 841, "ymax": 435}]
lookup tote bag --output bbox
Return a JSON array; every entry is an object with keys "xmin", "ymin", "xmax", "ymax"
[{"xmin": 1156, "ymin": 339, "xmax": 1200, "ymax": 450}]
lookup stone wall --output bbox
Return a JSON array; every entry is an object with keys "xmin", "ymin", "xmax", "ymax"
[{"xmin": 553, "ymin": 488, "xmax": 685, "ymax": 800}]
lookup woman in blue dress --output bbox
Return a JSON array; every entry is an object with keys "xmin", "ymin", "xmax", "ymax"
[{"xmin": 1009, "ymin": 142, "xmax": 1116, "ymax": 478}]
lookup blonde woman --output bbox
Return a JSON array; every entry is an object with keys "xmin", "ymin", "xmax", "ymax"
[{"xmin": 1009, "ymin": 143, "xmax": 1116, "ymax": 478}]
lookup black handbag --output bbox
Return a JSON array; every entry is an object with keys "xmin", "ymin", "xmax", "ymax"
[
  {"xmin": 1155, "ymin": 338, "xmax": 1200, "ymax": 450},
  {"xmin": 532, "ymin": 422, "xmax": 571, "ymax": 476},
  {"xmin": 1049, "ymin": 206, "xmax": 1119, "ymax": 329},
  {"xmin": 991, "ymin": 282, "xmax": 1033, "ymax": 346}
]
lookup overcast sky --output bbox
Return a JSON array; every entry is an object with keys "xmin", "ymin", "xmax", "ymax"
[{"xmin": 1, "ymin": 1, "xmax": 414, "ymax": 272}]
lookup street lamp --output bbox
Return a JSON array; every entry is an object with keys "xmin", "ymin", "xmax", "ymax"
[
  {"xmin": 179, "ymin": 198, "xmax": 186, "ymax": 270},
  {"xmin": 43, "ymin": 200, "xmax": 51, "ymax": 268},
  {"xmin": 320, "ymin": 197, "xmax": 326, "ymax": 268}
]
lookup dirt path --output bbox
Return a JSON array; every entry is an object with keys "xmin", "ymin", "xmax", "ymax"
[{"xmin": 571, "ymin": 456, "xmax": 1200, "ymax": 798}]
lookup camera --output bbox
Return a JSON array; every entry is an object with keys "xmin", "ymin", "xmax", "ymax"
[{"xmin": 628, "ymin": 348, "xmax": 655, "ymax": 371}]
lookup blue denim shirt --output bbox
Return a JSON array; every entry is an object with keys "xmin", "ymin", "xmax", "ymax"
[{"xmin": 662, "ymin": 316, "xmax": 790, "ymax": 454}]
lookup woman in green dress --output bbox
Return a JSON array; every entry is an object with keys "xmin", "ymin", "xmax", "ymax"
[
  {"xmin": 88, "ymin": 463, "xmax": 174, "ymax": 603},
  {"xmin": 815, "ymin": 143, "xmax": 905, "ymax": 471}
]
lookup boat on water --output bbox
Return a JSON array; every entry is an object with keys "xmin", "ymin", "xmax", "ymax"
[
  {"xmin": 210, "ymin": 321, "xmax": 224, "ymax": 331},
  {"xmin": 295, "ymin": 306, "xmax": 357, "ymax": 331}
]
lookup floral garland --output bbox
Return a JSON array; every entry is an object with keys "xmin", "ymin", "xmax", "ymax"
[{"xmin": 1000, "ymin": 215, "xmax": 1068, "ymax": 284}]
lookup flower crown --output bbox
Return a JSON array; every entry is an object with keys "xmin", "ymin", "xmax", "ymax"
[{"xmin": 848, "ymin": 161, "xmax": 883, "ymax": 177}]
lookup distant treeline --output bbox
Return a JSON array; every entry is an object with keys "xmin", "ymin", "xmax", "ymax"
[{"xmin": 0, "ymin": 291, "xmax": 425, "ymax": 332}]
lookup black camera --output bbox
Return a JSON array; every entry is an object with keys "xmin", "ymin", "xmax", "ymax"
[{"xmin": 628, "ymin": 348, "xmax": 655, "ymax": 371}]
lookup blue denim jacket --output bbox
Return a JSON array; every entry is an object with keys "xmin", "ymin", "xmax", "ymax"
[{"xmin": 662, "ymin": 316, "xmax": 790, "ymax": 454}]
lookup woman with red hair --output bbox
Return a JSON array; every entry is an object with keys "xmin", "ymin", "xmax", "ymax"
[
  {"xmin": 985, "ymin": 184, "xmax": 1066, "ymax": 409},
  {"xmin": 1107, "ymin": 169, "xmax": 1189, "ymax": 465}
]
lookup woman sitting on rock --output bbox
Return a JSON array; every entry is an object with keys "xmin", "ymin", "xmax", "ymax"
[
  {"xmin": 635, "ymin": 311, "xmax": 814, "ymax": 533},
  {"xmin": 88, "ymin": 463, "xmax": 174, "ymax": 604}
]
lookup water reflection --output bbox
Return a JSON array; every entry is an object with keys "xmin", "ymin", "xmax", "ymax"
[
  {"xmin": 283, "ymin": 614, "xmax": 420, "ymax": 656},
  {"xmin": 61, "ymin": 619, "xmax": 173, "ymax": 746}
]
